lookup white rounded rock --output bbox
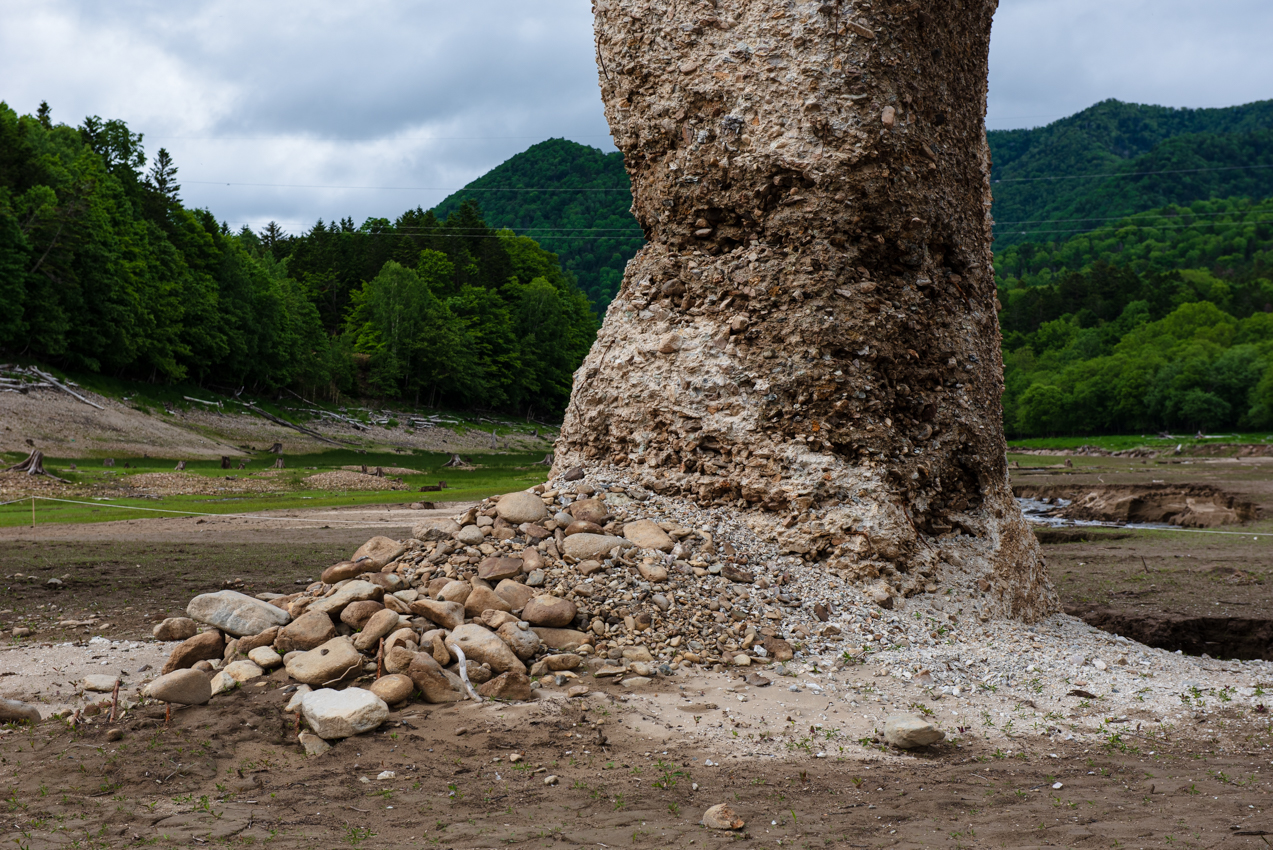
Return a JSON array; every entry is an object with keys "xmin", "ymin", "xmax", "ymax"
[{"xmin": 300, "ymin": 687, "xmax": 389, "ymax": 740}]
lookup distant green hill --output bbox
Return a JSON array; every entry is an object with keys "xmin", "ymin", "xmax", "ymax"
[
  {"xmin": 432, "ymin": 139, "xmax": 643, "ymax": 310},
  {"xmin": 987, "ymin": 99, "xmax": 1273, "ymax": 248},
  {"xmin": 430, "ymin": 101, "xmax": 1273, "ymax": 313}
]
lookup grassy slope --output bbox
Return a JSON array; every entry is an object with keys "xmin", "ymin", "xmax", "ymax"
[{"xmin": 0, "ymin": 449, "xmax": 550, "ymax": 527}]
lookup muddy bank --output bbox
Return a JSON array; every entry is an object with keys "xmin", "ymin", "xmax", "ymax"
[{"xmin": 1015, "ymin": 483, "xmax": 1260, "ymax": 527}]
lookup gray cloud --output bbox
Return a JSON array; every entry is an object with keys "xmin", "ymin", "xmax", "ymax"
[{"xmin": 2, "ymin": 0, "xmax": 1269, "ymax": 233}]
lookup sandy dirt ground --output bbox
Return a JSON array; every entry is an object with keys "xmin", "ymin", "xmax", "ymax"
[{"xmin": 2, "ymin": 456, "xmax": 1273, "ymax": 847}]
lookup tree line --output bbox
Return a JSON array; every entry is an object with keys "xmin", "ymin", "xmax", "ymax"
[
  {"xmin": 997, "ymin": 199, "xmax": 1273, "ymax": 435},
  {"xmin": 0, "ymin": 103, "xmax": 597, "ymax": 415}
]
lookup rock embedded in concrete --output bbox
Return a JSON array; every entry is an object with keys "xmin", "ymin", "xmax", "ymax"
[
  {"xmin": 187, "ymin": 590, "xmax": 291, "ymax": 637},
  {"xmin": 300, "ymin": 687, "xmax": 389, "ymax": 740},
  {"xmin": 883, "ymin": 715, "xmax": 945, "ymax": 749},
  {"xmin": 162, "ymin": 630, "xmax": 225, "ymax": 675},
  {"xmin": 495, "ymin": 491, "xmax": 548, "ymax": 524},
  {"xmin": 285, "ymin": 637, "xmax": 363, "ymax": 686},
  {"xmin": 152, "ymin": 617, "xmax": 198, "ymax": 641}
]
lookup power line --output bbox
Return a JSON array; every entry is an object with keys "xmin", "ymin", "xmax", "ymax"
[
  {"xmin": 996, "ymin": 214, "xmax": 1273, "ymax": 239},
  {"xmin": 185, "ymin": 180, "xmax": 631, "ymax": 192},
  {"xmin": 995, "ymin": 203, "xmax": 1273, "ymax": 226},
  {"xmin": 993, "ymin": 162, "xmax": 1273, "ymax": 183}
]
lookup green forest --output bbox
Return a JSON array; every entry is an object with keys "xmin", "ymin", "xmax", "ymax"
[
  {"xmin": 5, "ymin": 94, "xmax": 1273, "ymax": 434},
  {"xmin": 0, "ymin": 102, "xmax": 595, "ymax": 415}
]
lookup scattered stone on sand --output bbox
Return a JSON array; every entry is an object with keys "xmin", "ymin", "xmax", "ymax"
[
  {"xmin": 520, "ymin": 595, "xmax": 576, "ymax": 628},
  {"xmin": 883, "ymin": 715, "xmax": 945, "ymax": 749},
  {"xmin": 622, "ymin": 519, "xmax": 675, "ymax": 552},
  {"xmin": 0, "ymin": 698, "xmax": 42, "ymax": 723},
  {"xmin": 351, "ymin": 536, "xmax": 407, "ymax": 569},
  {"xmin": 449, "ymin": 623, "xmax": 526, "ymax": 674},
  {"xmin": 299, "ymin": 688, "xmax": 389, "ymax": 740},
  {"xmin": 353, "ymin": 608, "xmax": 401, "ymax": 652},
  {"xmin": 702, "ymin": 803, "xmax": 745, "ymax": 830},
  {"xmin": 248, "ymin": 646, "xmax": 284, "ymax": 670}
]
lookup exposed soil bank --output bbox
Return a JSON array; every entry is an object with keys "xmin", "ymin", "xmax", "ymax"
[
  {"xmin": 1015, "ymin": 483, "xmax": 1261, "ymax": 527},
  {"xmin": 1067, "ymin": 604, "xmax": 1273, "ymax": 660}
]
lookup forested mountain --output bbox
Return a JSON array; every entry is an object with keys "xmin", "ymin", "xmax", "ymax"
[
  {"xmin": 432, "ymin": 139, "xmax": 643, "ymax": 310},
  {"xmin": 995, "ymin": 198, "xmax": 1273, "ymax": 435},
  {"xmin": 987, "ymin": 99, "xmax": 1273, "ymax": 249},
  {"xmin": 0, "ymin": 102, "xmax": 594, "ymax": 415}
]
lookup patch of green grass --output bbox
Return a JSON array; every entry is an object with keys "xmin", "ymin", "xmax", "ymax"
[
  {"xmin": 1007, "ymin": 433, "xmax": 1273, "ymax": 453},
  {"xmin": 0, "ymin": 449, "xmax": 548, "ymax": 527}
]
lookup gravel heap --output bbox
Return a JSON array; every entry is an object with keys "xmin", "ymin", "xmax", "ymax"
[{"xmin": 76, "ymin": 464, "xmax": 1268, "ymax": 752}]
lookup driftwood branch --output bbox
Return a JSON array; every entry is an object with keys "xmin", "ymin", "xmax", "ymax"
[{"xmin": 242, "ymin": 404, "xmax": 354, "ymax": 447}]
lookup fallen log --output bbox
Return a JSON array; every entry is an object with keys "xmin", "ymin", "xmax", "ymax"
[
  {"xmin": 29, "ymin": 368, "xmax": 104, "ymax": 410},
  {"xmin": 242, "ymin": 404, "xmax": 354, "ymax": 447}
]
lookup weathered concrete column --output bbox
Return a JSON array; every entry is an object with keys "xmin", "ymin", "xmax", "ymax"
[{"xmin": 556, "ymin": 0, "xmax": 1055, "ymax": 619}]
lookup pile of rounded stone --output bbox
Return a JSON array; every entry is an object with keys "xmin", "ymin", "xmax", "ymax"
[{"xmin": 143, "ymin": 468, "xmax": 829, "ymax": 743}]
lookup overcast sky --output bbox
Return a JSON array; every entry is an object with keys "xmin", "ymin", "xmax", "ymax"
[{"xmin": 2, "ymin": 0, "xmax": 1270, "ymax": 235}]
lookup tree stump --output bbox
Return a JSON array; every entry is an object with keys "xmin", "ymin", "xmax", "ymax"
[
  {"xmin": 221, "ymin": 456, "xmax": 231, "ymax": 469},
  {"xmin": 274, "ymin": 457, "xmax": 285, "ymax": 469},
  {"xmin": 174, "ymin": 461, "xmax": 186, "ymax": 471},
  {"xmin": 555, "ymin": 0, "xmax": 1055, "ymax": 619},
  {"xmin": 442, "ymin": 454, "xmax": 466, "ymax": 468},
  {"xmin": 3, "ymin": 450, "xmax": 67, "ymax": 482}
]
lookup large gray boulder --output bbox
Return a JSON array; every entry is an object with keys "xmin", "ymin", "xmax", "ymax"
[
  {"xmin": 300, "ymin": 687, "xmax": 389, "ymax": 739},
  {"xmin": 187, "ymin": 590, "xmax": 291, "ymax": 637}
]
